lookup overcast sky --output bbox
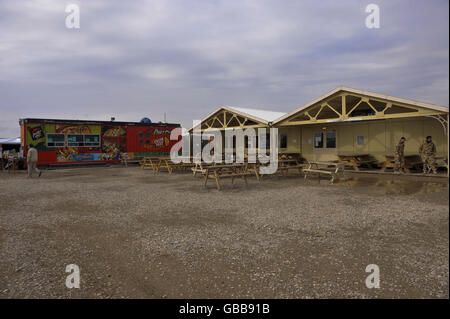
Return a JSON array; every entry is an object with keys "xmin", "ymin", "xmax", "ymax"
[{"xmin": 0, "ymin": 0, "xmax": 448, "ymax": 137}]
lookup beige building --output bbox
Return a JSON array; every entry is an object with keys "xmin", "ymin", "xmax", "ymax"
[{"xmin": 190, "ymin": 86, "xmax": 449, "ymax": 173}]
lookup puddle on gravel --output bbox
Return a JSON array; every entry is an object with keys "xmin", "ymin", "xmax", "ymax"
[{"xmin": 332, "ymin": 177, "xmax": 449, "ymax": 195}]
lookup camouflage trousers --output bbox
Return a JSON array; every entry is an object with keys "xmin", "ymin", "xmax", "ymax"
[
  {"xmin": 394, "ymin": 155, "xmax": 405, "ymax": 172},
  {"xmin": 421, "ymin": 154, "xmax": 436, "ymax": 173}
]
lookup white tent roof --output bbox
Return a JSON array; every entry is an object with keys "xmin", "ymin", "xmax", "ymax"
[
  {"xmin": 226, "ymin": 106, "xmax": 286, "ymax": 123},
  {"xmin": 0, "ymin": 138, "xmax": 21, "ymax": 144}
]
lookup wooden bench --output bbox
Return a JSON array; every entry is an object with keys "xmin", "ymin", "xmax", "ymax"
[
  {"xmin": 141, "ymin": 157, "xmax": 161, "ymax": 171},
  {"xmin": 244, "ymin": 162, "xmax": 261, "ymax": 181},
  {"xmin": 276, "ymin": 159, "xmax": 305, "ymax": 176},
  {"xmin": 203, "ymin": 164, "xmax": 256, "ymax": 190},
  {"xmin": 191, "ymin": 162, "xmax": 216, "ymax": 177},
  {"xmin": 338, "ymin": 154, "xmax": 378, "ymax": 171},
  {"xmin": 279, "ymin": 153, "xmax": 304, "ymax": 162},
  {"xmin": 154, "ymin": 157, "xmax": 174, "ymax": 173},
  {"xmin": 169, "ymin": 161, "xmax": 197, "ymax": 172},
  {"xmin": 435, "ymin": 157, "xmax": 448, "ymax": 170},
  {"xmin": 381, "ymin": 155, "xmax": 422, "ymax": 173},
  {"xmin": 303, "ymin": 161, "xmax": 345, "ymax": 183}
]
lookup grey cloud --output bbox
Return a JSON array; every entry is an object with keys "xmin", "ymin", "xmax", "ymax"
[{"xmin": 0, "ymin": 0, "xmax": 448, "ymax": 135}]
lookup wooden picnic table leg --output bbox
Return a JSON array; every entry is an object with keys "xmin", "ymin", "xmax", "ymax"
[
  {"xmin": 193, "ymin": 163, "xmax": 198, "ymax": 176},
  {"xmin": 151, "ymin": 159, "xmax": 157, "ymax": 171},
  {"xmin": 165, "ymin": 160, "xmax": 172, "ymax": 174},
  {"xmin": 214, "ymin": 170, "xmax": 221, "ymax": 190},
  {"xmin": 254, "ymin": 165, "xmax": 260, "ymax": 181},
  {"xmin": 232, "ymin": 167, "xmax": 237, "ymax": 185},
  {"xmin": 203, "ymin": 168, "xmax": 209, "ymax": 188},
  {"xmin": 352, "ymin": 158, "xmax": 360, "ymax": 171},
  {"xmin": 163, "ymin": 160, "xmax": 168, "ymax": 173}
]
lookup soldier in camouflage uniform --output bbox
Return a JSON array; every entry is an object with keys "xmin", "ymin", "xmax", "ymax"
[
  {"xmin": 394, "ymin": 137, "xmax": 406, "ymax": 174},
  {"xmin": 419, "ymin": 136, "xmax": 437, "ymax": 174}
]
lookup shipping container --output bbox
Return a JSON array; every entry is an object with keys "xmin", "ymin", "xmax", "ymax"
[{"xmin": 19, "ymin": 118, "xmax": 181, "ymax": 166}]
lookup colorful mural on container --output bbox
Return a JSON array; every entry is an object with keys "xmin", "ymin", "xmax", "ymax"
[
  {"xmin": 55, "ymin": 124, "xmax": 103, "ymax": 162},
  {"xmin": 101, "ymin": 125, "xmax": 126, "ymax": 160},
  {"xmin": 20, "ymin": 119, "xmax": 181, "ymax": 166}
]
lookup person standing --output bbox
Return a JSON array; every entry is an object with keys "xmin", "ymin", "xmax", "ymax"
[
  {"xmin": 394, "ymin": 137, "xmax": 406, "ymax": 174},
  {"xmin": 27, "ymin": 144, "xmax": 41, "ymax": 178},
  {"xmin": 419, "ymin": 136, "xmax": 437, "ymax": 174}
]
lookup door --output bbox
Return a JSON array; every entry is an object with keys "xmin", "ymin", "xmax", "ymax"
[{"xmin": 313, "ymin": 130, "xmax": 337, "ymax": 161}]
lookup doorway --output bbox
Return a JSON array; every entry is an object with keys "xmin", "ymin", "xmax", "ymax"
[{"xmin": 313, "ymin": 129, "xmax": 337, "ymax": 161}]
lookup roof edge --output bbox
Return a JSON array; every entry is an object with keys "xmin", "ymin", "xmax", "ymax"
[{"xmin": 273, "ymin": 86, "xmax": 449, "ymax": 124}]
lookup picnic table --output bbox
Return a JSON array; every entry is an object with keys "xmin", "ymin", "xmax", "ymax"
[
  {"xmin": 191, "ymin": 161, "xmax": 217, "ymax": 177},
  {"xmin": 161, "ymin": 156, "xmax": 197, "ymax": 173},
  {"xmin": 381, "ymin": 155, "xmax": 422, "ymax": 173},
  {"xmin": 142, "ymin": 156, "xmax": 206, "ymax": 174},
  {"xmin": 141, "ymin": 157, "xmax": 161, "ymax": 171},
  {"xmin": 276, "ymin": 159, "xmax": 305, "ymax": 175},
  {"xmin": 202, "ymin": 163, "xmax": 257, "ymax": 190},
  {"xmin": 435, "ymin": 157, "xmax": 448, "ymax": 170},
  {"xmin": 338, "ymin": 154, "xmax": 378, "ymax": 171},
  {"xmin": 303, "ymin": 161, "xmax": 345, "ymax": 183}
]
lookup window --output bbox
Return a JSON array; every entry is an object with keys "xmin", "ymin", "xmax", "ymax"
[
  {"xmin": 145, "ymin": 132, "xmax": 150, "ymax": 138},
  {"xmin": 280, "ymin": 134, "xmax": 288, "ymax": 149},
  {"xmin": 67, "ymin": 134, "xmax": 84, "ymax": 147},
  {"xmin": 84, "ymin": 134, "xmax": 100, "ymax": 147},
  {"xmin": 357, "ymin": 135, "xmax": 365, "ymax": 146},
  {"xmin": 314, "ymin": 132, "xmax": 323, "ymax": 148},
  {"xmin": 139, "ymin": 139, "xmax": 143, "ymax": 144},
  {"xmin": 47, "ymin": 134, "xmax": 65, "ymax": 147},
  {"xmin": 258, "ymin": 133, "xmax": 270, "ymax": 150},
  {"xmin": 138, "ymin": 132, "xmax": 143, "ymax": 138},
  {"xmin": 145, "ymin": 139, "xmax": 150, "ymax": 144},
  {"xmin": 326, "ymin": 131, "xmax": 336, "ymax": 148}
]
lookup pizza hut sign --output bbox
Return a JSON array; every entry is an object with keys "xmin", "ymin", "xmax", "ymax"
[
  {"xmin": 153, "ymin": 129, "xmax": 171, "ymax": 135},
  {"xmin": 29, "ymin": 126, "xmax": 44, "ymax": 140}
]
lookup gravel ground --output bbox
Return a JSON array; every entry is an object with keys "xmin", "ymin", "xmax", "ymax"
[{"xmin": 0, "ymin": 166, "xmax": 448, "ymax": 299}]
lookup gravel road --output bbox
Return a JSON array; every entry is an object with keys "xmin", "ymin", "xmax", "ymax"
[{"xmin": 0, "ymin": 166, "xmax": 448, "ymax": 298}]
